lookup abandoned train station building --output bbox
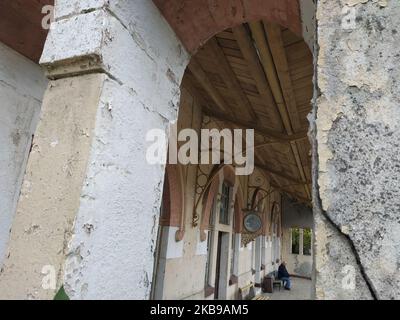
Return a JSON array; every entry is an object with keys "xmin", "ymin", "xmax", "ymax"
[{"xmin": 0, "ymin": 0, "xmax": 399, "ymax": 300}]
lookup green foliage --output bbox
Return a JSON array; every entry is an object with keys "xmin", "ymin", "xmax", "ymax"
[
  {"xmin": 54, "ymin": 286, "xmax": 70, "ymax": 300},
  {"xmin": 303, "ymin": 228, "xmax": 312, "ymax": 256},
  {"xmin": 291, "ymin": 228, "xmax": 300, "ymax": 254}
]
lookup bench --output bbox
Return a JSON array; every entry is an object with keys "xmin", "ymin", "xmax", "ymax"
[
  {"xmin": 271, "ymin": 271, "xmax": 284, "ymax": 291},
  {"xmin": 262, "ymin": 271, "xmax": 284, "ymax": 293},
  {"xmin": 238, "ymin": 282, "xmax": 269, "ymax": 300}
]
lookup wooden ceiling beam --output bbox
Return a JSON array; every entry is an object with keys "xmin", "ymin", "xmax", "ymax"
[
  {"xmin": 204, "ymin": 110, "xmax": 307, "ymax": 143},
  {"xmin": 256, "ymin": 163, "xmax": 311, "ymax": 186},
  {"xmin": 232, "ymin": 25, "xmax": 284, "ymax": 132},
  {"xmin": 270, "ymin": 183, "xmax": 311, "ymax": 204},
  {"xmin": 249, "ymin": 21, "xmax": 311, "ymax": 199},
  {"xmin": 207, "ymin": 38, "xmax": 258, "ymax": 123},
  {"xmin": 248, "ymin": 21, "xmax": 293, "ymax": 134},
  {"xmin": 183, "ymin": 76, "xmax": 307, "ymax": 143},
  {"xmin": 264, "ymin": 22, "xmax": 302, "ymax": 131},
  {"xmin": 188, "ymin": 57, "xmax": 231, "ymax": 114},
  {"xmin": 263, "ymin": 22, "xmax": 311, "ymax": 200}
]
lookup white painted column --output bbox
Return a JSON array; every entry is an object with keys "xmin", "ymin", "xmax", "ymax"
[
  {"xmin": 254, "ymin": 236, "xmax": 262, "ymax": 290},
  {"xmin": 0, "ymin": 0, "xmax": 189, "ymax": 300},
  {"xmin": 261, "ymin": 235, "xmax": 267, "ymax": 276},
  {"xmin": 250, "ymin": 241, "xmax": 255, "ymax": 271},
  {"xmin": 232, "ymin": 233, "xmax": 240, "ymax": 277},
  {"xmin": 299, "ymin": 228, "xmax": 304, "ymax": 256}
]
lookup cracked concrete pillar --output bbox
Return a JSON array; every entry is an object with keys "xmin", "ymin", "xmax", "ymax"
[
  {"xmin": 0, "ymin": 0, "xmax": 188, "ymax": 299},
  {"xmin": 313, "ymin": 0, "xmax": 400, "ymax": 299}
]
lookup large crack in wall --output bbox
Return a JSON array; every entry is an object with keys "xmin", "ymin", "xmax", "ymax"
[{"xmin": 313, "ymin": 0, "xmax": 400, "ymax": 299}]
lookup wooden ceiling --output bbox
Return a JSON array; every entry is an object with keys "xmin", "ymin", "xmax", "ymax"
[
  {"xmin": 182, "ymin": 21, "xmax": 313, "ymax": 204},
  {"xmin": 0, "ymin": 0, "xmax": 53, "ymax": 62}
]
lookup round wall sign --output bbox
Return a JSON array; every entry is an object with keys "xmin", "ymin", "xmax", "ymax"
[{"xmin": 243, "ymin": 212, "xmax": 262, "ymax": 233}]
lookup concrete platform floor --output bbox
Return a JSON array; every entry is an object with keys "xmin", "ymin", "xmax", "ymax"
[{"xmin": 262, "ymin": 278, "xmax": 312, "ymax": 300}]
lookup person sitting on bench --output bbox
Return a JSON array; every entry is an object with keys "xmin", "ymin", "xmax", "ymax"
[{"xmin": 278, "ymin": 261, "xmax": 291, "ymax": 290}]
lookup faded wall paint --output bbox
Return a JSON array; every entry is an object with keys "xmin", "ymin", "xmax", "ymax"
[
  {"xmin": 0, "ymin": 0, "xmax": 189, "ymax": 300},
  {"xmin": 54, "ymin": 1, "xmax": 189, "ymax": 300},
  {"xmin": 282, "ymin": 196, "xmax": 313, "ymax": 230},
  {"xmin": 313, "ymin": 0, "xmax": 400, "ymax": 299},
  {"xmin": 0, "ymin": 74, "xmax": 105, "ymax": 299},
  {"xmin": 0, "ymin": 42, "xmax": 47, "ymax": 266}
]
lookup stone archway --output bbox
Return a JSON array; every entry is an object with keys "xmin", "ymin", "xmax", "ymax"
[{"xmin": 153, "ymin": 0, "xmax": 302, "ymax": 54}]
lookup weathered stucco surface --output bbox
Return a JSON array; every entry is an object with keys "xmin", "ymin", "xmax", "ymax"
[
  {"xmin": 0, "ymin": 0, "xmax": 189, "ymax": 299},
  {"xmin": 0, "ymin": 42, "xmax": 47, "ymax": 267},
  {"xmin": 0, "ymin": 74, "xmax": 104, "ymax": 299},
  {"xmin": 313, "ymin": 0, "xmax": 400, "ymax": 299}
]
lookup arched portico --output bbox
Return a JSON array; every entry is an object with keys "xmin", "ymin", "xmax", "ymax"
[{"xmin": 1, "ymin": 0, "xmax": 395, "ymax": 301}]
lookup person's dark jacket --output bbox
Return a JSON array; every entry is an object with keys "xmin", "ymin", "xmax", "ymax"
[{"xmin": 278, "ymin": 264, "xmax": 290, "ymax": 279}]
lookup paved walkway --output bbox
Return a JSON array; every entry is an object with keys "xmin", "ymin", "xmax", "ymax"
[{"xmin": 262, "ymin": 278, "xmax": 312, "ymax": 300}]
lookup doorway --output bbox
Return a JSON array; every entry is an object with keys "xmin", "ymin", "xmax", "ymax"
[{"xmin": 214, "ymin": 231, "xmax": 230, "ymax": 300}]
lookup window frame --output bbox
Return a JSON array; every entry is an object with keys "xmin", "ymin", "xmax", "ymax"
[{"xmin": 218, "ymin": 182, "xmax": 231, "ymax": 225}]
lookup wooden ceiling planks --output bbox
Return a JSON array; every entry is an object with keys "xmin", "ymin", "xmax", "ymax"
[{"xmin": 183, "ymin": 22, "xmax": 313, "ymax": 204}]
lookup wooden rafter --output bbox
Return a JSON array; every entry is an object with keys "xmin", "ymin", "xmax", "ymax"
[
  {"xmin": 184, "ymin": 23, "xmax": 313, "ymax": 204},
  {"xmin": 256, "ymin": 163, "xmax": 311, "ymax": 186},
  {"xmin": 249, "ymin": 21, "xmax": 311, "ymax": 200},
  {"xmin": 264, "ymin": 22, "xmax": 302, "ymax": 131},
  {"xmin": 183, "ymin": 74, "xmax": 307, "ymax": 143},
  {"xmin": 248, "ymin": 21, "xmax": 293, "ymax": 133},
  {"xmin": 207, "ymin": 37, "xmax": 258, "ymax": 123},
  {"xmin": 263, "ymin": 22, "xmax": 311, "ymax": 199},
  {"xmin": 188, "ymin": 57, "xmax": 231, "ymax": 115},
  {"xmin": 270, "ymin": 183, "xmax": 311, "ymax": 205},
  {"xmin": 204, "ymin": 110, "xmax": 307, "ymax": 143},
  {"xmin": 232, "ymin": 25, "xmax": 284, "ymax": 132}
]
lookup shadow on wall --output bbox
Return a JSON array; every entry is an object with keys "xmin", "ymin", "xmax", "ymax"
[{"xmin": 282, "ymin": 196, "xmax": 313, "ymax": 230}]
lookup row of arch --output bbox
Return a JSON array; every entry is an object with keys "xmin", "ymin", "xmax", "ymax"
[{"xmin": 160, "ymin": 164, "xmax": 282, "ymax": 242}]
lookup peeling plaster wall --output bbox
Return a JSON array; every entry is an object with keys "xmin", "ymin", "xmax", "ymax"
[
  {"xmin": 0, "ymin": 0, "xmax": 189, "ymax": 300},
  {"xmin": 52, "ymin": 1, "xmax": 189, "ymax": 300},
  {"xmin": 0, "ymin": 74, "xmax": 105, "ymax": 300},
  {"xmin": 0, "ymin": 42, "xmax": 47, "ymax": 266},
  {"xmin": 313, "ymin": 0, "xmax": 400, "ymax": 299},
  {"xmin": 300, "ymin": 0, "xmax": 317, "ymax": 50}
]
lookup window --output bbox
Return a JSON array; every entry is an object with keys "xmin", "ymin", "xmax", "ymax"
[
  {"xmin": 291, "ymin": 228, "xmax": 300, "ymax": 255},
  {"xmin": 291, "ymin": 227, "xmax": 312, "ymax": 256},
  {"xmin": 303, "ymin": 228, "xmax": 312, "ymax": 256},
  {"xmin": 219, "ymin": 182, "xmax": 230, "ymax": 225},
  {"xmin": 230, "ymin": 210, "xmax": 236, "ymax": 277},
  {"xmin": 251, "ymin": 240, "xmax": 255, "ymax": 271},
  {"xmin": 209, "ymin": 198, "xmax": 216, "ymax": 228}
]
